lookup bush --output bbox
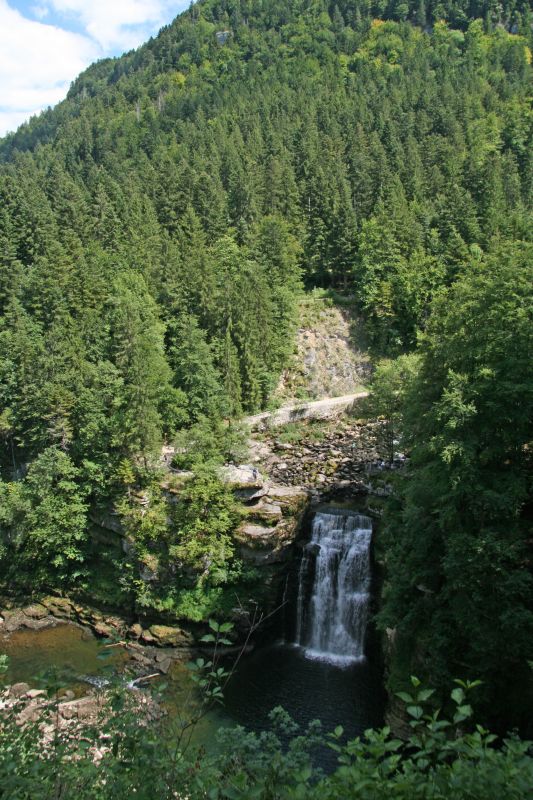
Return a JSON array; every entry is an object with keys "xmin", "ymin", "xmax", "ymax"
[{"xmin": 1, "ymin": 675, "xmax": 532, "ymax": 799}]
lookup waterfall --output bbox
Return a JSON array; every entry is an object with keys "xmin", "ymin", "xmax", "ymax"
[{"xmin": 295, "ymin": 509, "xmax": 372, "ymax": 665}]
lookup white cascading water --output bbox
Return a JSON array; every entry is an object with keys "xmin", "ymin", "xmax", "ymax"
[{"xmin": 295, "ymin": 510, "xmax": 372, "ymax": 665}]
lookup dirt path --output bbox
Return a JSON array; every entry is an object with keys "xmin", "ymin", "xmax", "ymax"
[{"xmin": 245, "ymin": 391, "xmax": 369, "ymax": 431}]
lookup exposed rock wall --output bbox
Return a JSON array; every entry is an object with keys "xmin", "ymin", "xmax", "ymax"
[
  {"xmin": 274, "ymin": 296, "xmax": 371, "ymax": 402},
  {"xmin": 224, "ymin": 465, "xmax": 309, "ymax": 565}
]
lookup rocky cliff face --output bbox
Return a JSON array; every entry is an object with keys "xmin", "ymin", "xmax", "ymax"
[
  {"xmin": 274, "ymin": 295, "xmax": 371, "ymax": 402},
  {"xmin": 222, "ymin": 465, "xmax": 309, "ymax": 566}
]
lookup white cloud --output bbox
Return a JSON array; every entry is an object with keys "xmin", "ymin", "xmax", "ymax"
[
  {"xmin": 0, "ymin": 0, "xmax": 187, "ymax": 137},
  {"xmin": 0, "ymin": 0, "xmax": 98, "ymax": 136},
  {"xmin": 47, "ymin": 0, "xmax": 179, "ymax": 50},
  {"xmin": 31, "ymin": 4, "xmax": 50, "ymax": 19}
]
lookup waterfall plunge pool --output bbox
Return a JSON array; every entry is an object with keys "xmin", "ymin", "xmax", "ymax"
[
  {"xmin": 222, "ymin": 506, "xmax": 384, "ymax": 769},
  {"xmin": 1, "ymin": 508, "xmax": 384, "ymax": 770},
  {"xmin": 222, "ymin": 639, "xmax": 384, "ymax": 770}
]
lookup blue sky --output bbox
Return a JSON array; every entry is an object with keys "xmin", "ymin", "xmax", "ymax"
[{"xmin": 0, "ymin": 0, "xmax": 189, "ymax": 136}]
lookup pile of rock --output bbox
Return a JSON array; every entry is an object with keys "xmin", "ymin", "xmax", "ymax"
[
  {"xmin": 1, "ymin": 682, "xmax": 102, "ymax": 728},
  {"xmin": 1, "ymin": 681, "xmax": 161, "ymax": 760},
  {"xmin": 248, "ymin": 418, "xmax": 391, "ymax": 494},
  {"xmin": 126, "ymin": 625, "xmax": 194, "ymax": 674}
]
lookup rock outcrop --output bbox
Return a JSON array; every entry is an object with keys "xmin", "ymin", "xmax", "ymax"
[
  {"xmin": 221, "ymin": 465, "xmax": 309, "ymax": 565},
  {"xmin": 1, "ymin": 682, "xmax": 161, "ymax": 759},
  {"xmin": 273, "ymin": 296, "xmax": 371, "ymax": 402},
  {"xmin": 0, "ymin": 598, "xmax": 196, "ymax": 665}
]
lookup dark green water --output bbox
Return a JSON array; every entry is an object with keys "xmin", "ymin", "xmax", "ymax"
[
  {"xmin": 224, "ymin": 642, "xmax": 383, "ymax": 735},
  {"xmin": 221, "ymin": 641, "xmax": 384, "ymax": 770}
]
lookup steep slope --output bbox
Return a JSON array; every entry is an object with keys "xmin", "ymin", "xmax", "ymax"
[
  {"xmin": 0, "ymin": 0, "xmax": 531, "ymax": 652},
  {"xmin": 274, "ymin": 293, "xmax": 370, "ymax": 402}
]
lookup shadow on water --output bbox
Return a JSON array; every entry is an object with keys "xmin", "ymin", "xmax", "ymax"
[
  {"xmin": 221, "ymin": 640, "xmax": 384, "ymax": 771},
  {"xmin": 216, "ymin": 505, "xmax": 385, "ymax": 771}
]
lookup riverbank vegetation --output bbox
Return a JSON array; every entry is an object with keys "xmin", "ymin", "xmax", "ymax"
[
  {"xmin": 377, "ymin": 244, "xmax": 533, "ymax": 734},
  {"xmin": 1, "ymin": 661, "xmax": 532, "ymax": 799},
  {"xmin": 0, "ymin": 0, "xmax": 532, "ymax": 767}
]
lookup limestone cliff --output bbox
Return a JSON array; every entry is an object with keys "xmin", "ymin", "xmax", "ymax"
[{"xmin": 274, "ymin": 293, "xmax": 371, "ymax": 403}]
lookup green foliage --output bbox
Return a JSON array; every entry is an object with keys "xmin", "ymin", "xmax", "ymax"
[
  {"xmin": 170, "ymin": 462, "xmax": 241, "ymax": 584},
  {"xmin": 0, "ymin": 0, "xmax": 531, "ymax": 728},
  {"xmin": 0, "ymin": 447, "xmax": 88, "ymax": 588},
  {"xmin": 379, "ymin": 244, "xmax": 533, "ymax": 730},
  {"xmin": 112, "ymin": 455, "xmax": 243, "ymax": 617},
  {"xmin": 364, "ymin": 353, "xmax": 420, "ymax": 462},
  {"xmin": 172, "ymin": 416, "xmax": 248, "ymax": 469},
  {"xmin": 1, "ymin": 676, "xmax": 533, "ymax": 799},
  {"xmin": 166, "ymin": 314, "xmax": 225, "ymax": 421},
  {"xmin": 108, "ymin": 270, "xmax": 188, "ymax": 456}
]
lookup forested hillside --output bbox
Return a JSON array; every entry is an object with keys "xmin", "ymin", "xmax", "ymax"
[{"xmin": 0, "ymin": 0, "xmax": 532, "ymax": 733}]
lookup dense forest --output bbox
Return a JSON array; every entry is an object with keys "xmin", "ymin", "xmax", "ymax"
[{"xmin": 0, "ymin": 0, "xmax": 532, "ymax": 764}]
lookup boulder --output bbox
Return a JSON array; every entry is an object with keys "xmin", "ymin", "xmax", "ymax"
[
  {"xmin": 148, "ymin": 625, "xmax": 192, "ymax": 647},
  {"xmin": 220, "ymin": 464, "xmax": 264, "ymax": 488},
  {"xmin": 140, "ymin": 629, "xmax": 156, "ymax": 645},
  {"xmin": 2, "ymin": 607, "xmax": 56, "ymax": 632},
  {"xmin": 23, "ymin": 603, "xmax": 48, "ymax": 620},
  {"xmin": 3, "ymin": 610, "xmax": 29, "ymax": 632},
  {"xmin": 128, "ymin": 647, "xmax": 153, "ymax": 666},
  {"xmin": 156, "ymin": 657, "xmax": 172, "ymax": 674},
  {"xmin": 267, "ymin": 485, "xmax": 309, "ymax": 514},
  {"xmin": 10, "ymin": 683, "xmax": 31, "ymax": 698},
  {"xmin": 93, "ymin": 622, "xmax": 116, "ymax": 638},
  {"xmin": 41, "ymin": 596, "xmax": 74, "ymax": 619},
  {"xmin": 94, "ymin": 615, "xmax": 125, "ymax": 638},
  {"xmin": 234, "ymin": 484, "xmax": 270, "ymax": 502},
  {"xmin": 128, "ymin": 623, "xmax": 143, "ymax": 639},
  {"xmin": 235, "ymin": 523, "xmax": 278, "ymax": 543},
  {"xmin": 17, "ymin": 703, "xmax": 44, "ymax": 725},
  {"xmin": 259, "ymin": 502, "xmax": 283, "ymax": 516},
  {"xmin": 25, "ymin": 689, "xmax": 47, "ymax": 700},
  {"xmin": 235, "ymin": 518, "xmax": 300, "ymax": 564},
  {"xmin": 59, "ymin": 695, "xmax": 99, "ymax": 721},
  {"xmin": 246, "ymin": 501, "xmax": 283, "ymax": 523}
]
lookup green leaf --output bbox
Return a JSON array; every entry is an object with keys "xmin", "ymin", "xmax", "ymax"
[
  {"xmin": 396, "ymin": 691, "xmax": 414, "ymax": 704},
  {"xmin": 219, "ymin": 622, "xmax": 234, "ymax": 633},
  {"xmin": 407, "ymin": 705, "xmax": 423, "ymax": 720},
  {"xmin": 451, "ymin": 687, "xmax": 465, "ymax": 705}
]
